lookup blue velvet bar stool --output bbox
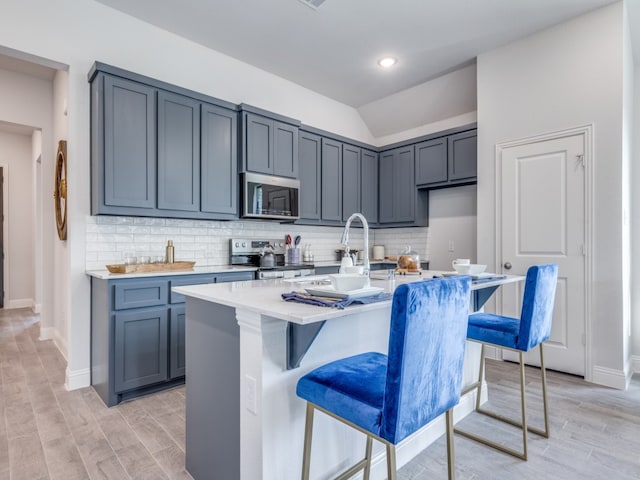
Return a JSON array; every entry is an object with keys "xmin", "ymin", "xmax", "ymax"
[
  {"xmin": 454, "ymin": 263, "xmax": 558, "ymax": 461},
  {"xmin": 296, "ymin": 276, "xmax": 472, "ymax": 480}
]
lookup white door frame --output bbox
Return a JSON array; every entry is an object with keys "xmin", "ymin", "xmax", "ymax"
[{"xmin": 494, "ymin": 124, "xmax": 594, "ymax": 382}]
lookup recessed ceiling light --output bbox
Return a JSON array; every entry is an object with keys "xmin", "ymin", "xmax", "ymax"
[{"xmin": 378, "ymin": 57, "xmax": 397, "ymax": 68}]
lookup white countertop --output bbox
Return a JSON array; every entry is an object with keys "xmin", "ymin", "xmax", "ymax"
[
  {"xmin": 86, "ymin": 265, "xmax": 257, "ymax": 280},
  {"xmin": 172, "ymin": 271, "xmax": 524, "ymax": 326}
]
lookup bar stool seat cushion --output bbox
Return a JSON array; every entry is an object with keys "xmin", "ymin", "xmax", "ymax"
[
  {"xmin": 297, "ymin": 352, "xmax": 387, "ymax": 435},
  {"xmin": 467, "ymin": 313, "xmax": 519, "ymax": 349}
]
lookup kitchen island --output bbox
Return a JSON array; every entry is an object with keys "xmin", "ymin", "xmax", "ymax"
[{"xmin": 174, "ymin": 272, "xmax": 523, "ymax": 480}]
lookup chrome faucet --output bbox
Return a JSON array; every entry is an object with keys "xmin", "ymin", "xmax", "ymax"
[{"xmin": 340, "ymin": 213, "xmax": 370, "ymax": 280}]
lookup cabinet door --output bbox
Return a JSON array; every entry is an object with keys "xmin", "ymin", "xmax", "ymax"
[
  {"xmin": 157, "ymin": 91, "xmax": 200, "ymax": 212},
  {"xmin": 360, "ymin": 149, "xmax": 378, "ymax": 223},
  {"xmin": 342, "ymin": 145, "xmax": 361, "ymax": 221},
  {"xmin": 114, "ymin": 307, "xmax": 168, "ymax": 392},
  {"xmin": 273, "ymin": 122, "xmax": 298, "ymax": 178},
  {"xmin": 170, "ymin": 305, "xmax": 186, "ymax": 379},
  {"xmin": 245, "ymin": 113, "xmax": 273, "ymax": 174},
  {"xmin": 448, "ymin": 131, "xmax": 477, "ymax": 181},
  {"xmin": 378, "ymin": 151, "xmax": 395, "ymax": 224},
  {"xmin": 415, "ymin": 137, "xmax": 447, "ymax": 186},
  {"xmin": 321, "ymin": 138, "xmax": 343, "ymax": 222},
  {"xmin": 298, "ymin": 132, "xmax": 322, "ymax": 220},
  {"xmin": 201, "ymin": 104, "xmax": 238, "ymax": 215},
  {"xmin": 394, "ymin": 146, "xmax": 416, "ymax": 223},
  {"xmin": 103, "ymin": 75, "xmax": 156, "ymax": 209}
]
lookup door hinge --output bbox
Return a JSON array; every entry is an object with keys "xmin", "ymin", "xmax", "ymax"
[
  {"xmin": 577, "ymin": 154, "xmax": 585, "ymax": 168},
  {"xmin": 581, "ymin": 244, "xmax": 587, "ymax": 256},
  {"xmin": 582, "ymin": 333, "xmax": 586, "ymax": 346}
]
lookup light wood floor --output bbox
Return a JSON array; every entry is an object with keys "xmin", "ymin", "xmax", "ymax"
[{"xmin": 1, "ymin": 308, "xmax": 639, "ymax": 479}]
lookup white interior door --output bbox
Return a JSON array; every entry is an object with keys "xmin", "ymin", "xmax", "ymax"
[{"xmin": 499, "ymin": 132, "xmax": 586, "ymax": 376}]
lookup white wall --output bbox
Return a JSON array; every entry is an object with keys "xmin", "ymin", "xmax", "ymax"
[
  {"xmin": 477, "ymin": 3, "xmax": 626, "ymax": 386},
  {"xmin": 631, "ymin": 61, "xmax": 640, "ymax": 363},
  {"xmin": 427, "ymin": 185, "xmax": 477, "ymax": 271},
  {"xmin": 0, "ymin": 130, "xmax": 35, "ymax": 308}
]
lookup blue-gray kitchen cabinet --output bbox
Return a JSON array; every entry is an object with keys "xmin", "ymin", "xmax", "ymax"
[
  {"xmin": 91, "ymin": 271, "xmax": 254, "ymax": 407},
  {"xmin": 298, "ymin": 131, "xmax": 322, "ymax": 221},
  {"xmin": 201, "ymin": 103, "xmax": 238, "ymax": 216},
  {"xmin": 415, "ymin": 137, "xmax": 447, "ymax": 186},
  {"xmin": 360, "ymin": 149, "xmax": 378, "ymax": 224},
  {"xmin": 448, "ymin": 130, "xmax": 477, "ymax": 182},
  {"xmin": 321, "ymin": 138, "xmax": 343, "ymax": 223},
  {"xmin": 243, "ymin": 112, "xmax": 299, "ymax": 178},
  {"xmin": 415, "ymin": 130, "xmax": 477, "ymax": 188},
  {"xmin": 114, "ymin": 307, "xmax": 169, "ymax": 393},
  {"xmin": 89, "ymin": 63, "xmax": 239, "ymax": 220},
  {"xmin": 97, "ymin": 74, "xmax": 157, "ymax": 211},
  {"xmin": 342, "ymin": 144, "xmax": 361, "ymax": 221},
  {"xmin": 157, "ymin": 90, "xmax": 200, "ymax": 212},
  {"xmin": 379, "ymin": 145, "xmax": 416, "ymax": 224}
]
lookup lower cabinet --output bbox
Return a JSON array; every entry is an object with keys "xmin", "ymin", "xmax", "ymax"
[
  {"xmin": 91, "ymin": 271, "xmax": 254, "ymax": 406},
  {"xmin": 114, "ymin": 307, "xmax": 169, "ymax": 392}
]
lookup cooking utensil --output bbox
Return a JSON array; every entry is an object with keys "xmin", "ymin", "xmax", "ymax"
[
  {"xmin": 294, "ymin": 235, "xmax": 301, "ymax": 247},
  {"xmin": 286, "ymin": 234, "xmax": 292, "ymax": 247}
]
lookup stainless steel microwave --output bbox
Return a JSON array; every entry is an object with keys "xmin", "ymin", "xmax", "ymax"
[{"xmin": 241, "ymin": 172, "xmax": 300, "ymax": 220}]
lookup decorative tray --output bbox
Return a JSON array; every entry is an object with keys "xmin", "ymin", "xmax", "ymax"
[
  {"xmin": 106, "ymin": 261, "xmax": 196, "ymax": 274},
  {"xmin": 304, "ymin": 285, "xmax": 384, "ymax": 300}
]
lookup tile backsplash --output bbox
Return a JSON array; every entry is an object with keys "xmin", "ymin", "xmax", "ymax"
[{"xmin": 85, "ymin": 215, "xmax": 429, "ymax": 270}]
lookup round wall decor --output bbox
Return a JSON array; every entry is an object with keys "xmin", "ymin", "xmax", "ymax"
[{"xmin": 54, "ymin": 140, "xmax": 67, "ymax": 240}]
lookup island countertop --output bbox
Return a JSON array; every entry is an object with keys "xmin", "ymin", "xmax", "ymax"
[{"xmin": 172, "ymin": 271, "xmax": 524, "ymax": 326}]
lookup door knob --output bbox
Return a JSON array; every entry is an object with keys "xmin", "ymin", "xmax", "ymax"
[{"xmin": 503, "ymin": 261, "xmax": 512, "ymax": 270}]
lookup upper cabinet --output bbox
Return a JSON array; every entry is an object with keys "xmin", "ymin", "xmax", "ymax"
[
  {"xmin": 89, "ymin": 63, "xmax": 239, "ymax": 220},
  {"xmin": 99, "ymin": 75, "xmax": 156, "ymax": 210},
  {"xmin": 320, "ymin": 138, "xmax": 343, "ymax": 223},
  {"xmin": 415, "ymin": 129, "xmax": 477, "ymax": 188},
  {"xmin": 379, "ymin": 146, "xmax": 418, "ymax": 225},
  {"xmin": 157, "ymin": 91, "xmax": 200, "ymax": 212},
  {"xmin": 297, "ymin": 131, "xmax": 379, "ymax": 227},
  {"xmin": 298, "ymin": 131, "xmax": 322, "ymax": 221},
  {"xmin": 240, "ymin": 106, "xmax": 299, "ymax": 179}
]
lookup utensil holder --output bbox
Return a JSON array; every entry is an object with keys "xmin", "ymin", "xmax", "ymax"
[{"xmin": 287, "ymin": 248, "xmax": 301, "ymax": 264}]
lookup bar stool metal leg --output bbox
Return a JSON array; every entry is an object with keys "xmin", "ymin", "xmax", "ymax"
[
  {"xmin": 301, "ymin": 403, "xmax": 314, "ymax": 480},
  {"xmin": 445, "ymin": 409, "xmax": 456, "ymax": 480}
]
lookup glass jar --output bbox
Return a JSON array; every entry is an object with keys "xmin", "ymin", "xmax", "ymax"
[{"xmin": 397, "ymin": 246, "xmax": 420, "ymax": 272}]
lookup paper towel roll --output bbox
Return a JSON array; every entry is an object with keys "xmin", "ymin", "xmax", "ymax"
[{"xmin": 372, "ymin": 245, "xmax": 385, "ymax": 260}]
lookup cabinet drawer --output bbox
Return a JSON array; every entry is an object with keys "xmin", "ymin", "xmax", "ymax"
[
  {"xmin": 216, "ymin": 271, "xmax": 255, "ymax": 283},
  {"xmin": 170, "ymin": 275, "xmax": 216, "ymax": 304},
  {"xmin": 114, "ymin": 280, "xmax": 168, "ymax": 310}
]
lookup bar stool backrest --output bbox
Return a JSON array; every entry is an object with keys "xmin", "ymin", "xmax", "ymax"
[
  {"xmin": 381, "ymin": 276, "xmax": 472, "ymax": 444},
  {"xmin": 516, "ymin": 264, "xmax": 559, "ymax": 352}
]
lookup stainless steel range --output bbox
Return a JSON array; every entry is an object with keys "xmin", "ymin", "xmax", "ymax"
[{"xmin": 229, "ymin": 238, "xmax": 315, "ymax": 279}]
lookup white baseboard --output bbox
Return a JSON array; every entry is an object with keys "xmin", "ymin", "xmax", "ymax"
[
  {"xmin": 591, "ymin": 365, "xmax": 630, "ymax": 390},
  {"xmin": 39, "ymin": 326, "xmax": 55, "ymax": 341},
  {"xmin": 5, "ymin": 298, "xmax": 34, "ymax": 309},
  {"xmin": 66, "ymin": 367, "xmax": 90, "ymax": 391}
]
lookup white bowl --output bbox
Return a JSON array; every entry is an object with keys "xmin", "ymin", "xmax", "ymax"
[
  {"xmin": 453, "ymin": 264, "xmax": 487, "ymax": 275},
  {"xmin": 329, "ymin": 274, "xmax": 368, "ymax": 291},
  {"xmin": 344, "ymin": 265, "xmax": 364, "ymax": 275}
]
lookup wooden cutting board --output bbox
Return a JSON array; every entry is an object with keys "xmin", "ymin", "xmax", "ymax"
[{"xmin": 106, "ymin": 261, "xmax": 196, "ymax": 274}]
